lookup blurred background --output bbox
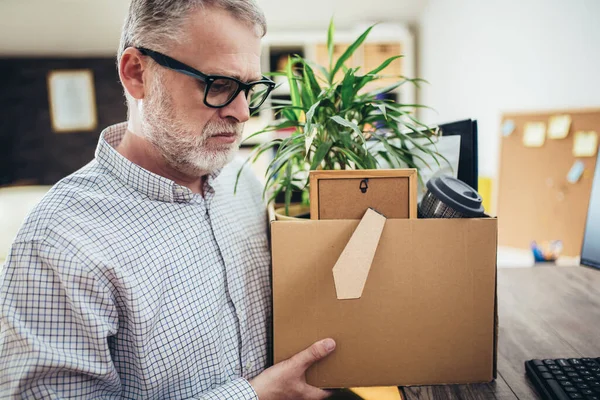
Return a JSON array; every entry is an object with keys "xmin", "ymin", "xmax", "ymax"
[{"xmin": 1, "ymin": 0, "xmax": 599, "ymax": 266}]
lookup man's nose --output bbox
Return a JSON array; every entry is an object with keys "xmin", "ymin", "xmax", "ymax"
[{"xmin": 218, "ymin": 91, "xmax": 250, "ymax": 123}]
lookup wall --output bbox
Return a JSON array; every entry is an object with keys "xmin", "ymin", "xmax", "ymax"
[
  {"xmin": 418, "ymin": 0, "xmax": 600, "ymax": 184},
  {"xmin": 0, "ymin": 58, "xmax": 126, "ymax": 185}
]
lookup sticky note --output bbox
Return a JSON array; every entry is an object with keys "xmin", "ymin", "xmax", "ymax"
[
  {"xmin": 502, "ymin": 120, "xmax": 515, "ymax": 137},
  {"xmin": 573, "ymin": 131, "xmax": 598, "ymax": 157},
  {"xmin": 523, "ymin": 122, "xmax": 546, "ymax": 147},
  {"xmin": 548, "ymin": 114, "xmax": 571, "ymax": 139},
  {"xmin": 567, "ymin": 160, "xmax": 585, "ymax": 183}
]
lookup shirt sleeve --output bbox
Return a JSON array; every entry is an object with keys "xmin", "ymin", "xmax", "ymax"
[
  {"xmin": 196, "ymin": 377, "xmax": 258, "ymax": 400},
  {"xmin": 0, "ymin": 239, "xmax": 122, "ymax": 399}
]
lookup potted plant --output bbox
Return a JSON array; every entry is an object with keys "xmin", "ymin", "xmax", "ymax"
[{"xmin": 237, "ymin": 19, "xmax": 444, "ymax": 219}]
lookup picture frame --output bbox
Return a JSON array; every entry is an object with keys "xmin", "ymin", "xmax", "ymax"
[
  {"xmin": 47, "ymin": 69, "xmax": 98, "ymax": 133},
  {"xmin": 309, "ymin": 169, "xmax": 418, "ymax": 220}
]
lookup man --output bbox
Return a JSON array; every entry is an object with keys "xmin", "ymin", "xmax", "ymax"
[{"xmin": 0, "ymin": 1, "xmax": 336, "ymax": 398}]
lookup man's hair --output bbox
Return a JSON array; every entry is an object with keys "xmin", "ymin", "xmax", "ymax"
[
  {"xmin": 117, "ymin": 0, "xmax": 266, "ymax": 110},
  {"xmin": 118, "ymin": 0, "xmax": 267, "ymax": 61}
]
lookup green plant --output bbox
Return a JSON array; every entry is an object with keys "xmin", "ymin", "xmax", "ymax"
[{"xmin": 237, "ymin": 19, "xmax": 444, "ymax": 215}]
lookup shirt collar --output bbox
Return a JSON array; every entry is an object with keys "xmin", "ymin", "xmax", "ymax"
[{"xmin": 95, "ymin": 122, "xmax": 221, "ymax": 203}]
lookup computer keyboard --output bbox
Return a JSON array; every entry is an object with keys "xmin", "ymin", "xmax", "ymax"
[{"xmin": 526, "ymin": 358, "xmax": 600, "ymax": 399}]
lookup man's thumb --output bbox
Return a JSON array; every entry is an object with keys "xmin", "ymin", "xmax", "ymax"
[{"xmin": 291, "ymin": 338, "xmax": 336, "ymax": 370}]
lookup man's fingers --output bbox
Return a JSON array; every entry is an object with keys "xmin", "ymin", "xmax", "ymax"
[
  {"xmin": 290, "ymin": 338, "xmax": 336, "ymax": 370},
  {"xmin": 304, "ymin": 386, "xmax": 334, "ymax": 400}
]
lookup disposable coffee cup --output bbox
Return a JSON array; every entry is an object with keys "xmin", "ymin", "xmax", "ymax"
[{"xmin": 418, "ymin": 176, "xmax": 485, "ymax": 218}]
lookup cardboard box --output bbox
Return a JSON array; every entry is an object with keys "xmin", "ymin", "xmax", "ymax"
[
  {"xmin": 271, "ymin": 215, "xmax": 498, "ymax": 388},
  {"xmin": 309, "ymin": 169, "xmax": 418, "ymax": 220}
]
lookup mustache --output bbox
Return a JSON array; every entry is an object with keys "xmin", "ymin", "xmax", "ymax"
[{"xmin": 203, "ymin": 120, "xmax": 243, "ymax": 136}]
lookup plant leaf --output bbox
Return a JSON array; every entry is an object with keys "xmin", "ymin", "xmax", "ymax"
[
  {"xmin": 330, "ymin": 115, "xmax": 366, "ymax": 145},
  {"xmin": 327, "ymin": 17, "xmax": 335, "ymax": 72},
  {"xmin": 241, "ymin": 120, "xmax": 300, "ymax": 144},
  {"xmin": 300, "ymin": 60, "xmax": 321, "ymax": 96},
  {"xmin": 375, "ymin": 104, "xmax": 387, "ymax": 121},
  {"xmin": 282, "ymin": 108, "xmax": 298, "ymax": 122},
  {"xmin": 310, "ymin": 141, "xmax": 333, "ymax": 170},
  {"xmin": 330, "ymin": 25, "xmax": 374, "ymax": 82},
  {"xmin": 367, "ymin": 55, "xmax": 403, "ymax": 77},
  {"xmin": 355, "ymin": 55, "xmax": 403, "ymax": 91},
  {"xmin": 286, "ymin": 56, "xmax": 302, "ymax": 119},
  {"xmin": 304, "ymin": 100, "xmax": 321, "ymax": 154},
  {"xmin": 341, "ymin": 68, "xmax": 358, "ymax": 110},
  {"xmin": 284, "ymin": 161, "xmax": 293, "ymax": 215}
]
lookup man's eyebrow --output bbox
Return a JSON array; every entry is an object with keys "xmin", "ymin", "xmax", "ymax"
[{"xmin": 207, "ymin": 69, "xmax": 262, "ymax": 82}]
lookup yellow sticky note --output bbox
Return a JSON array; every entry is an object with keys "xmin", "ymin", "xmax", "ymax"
[
  {"xmin": 573, "ymin": 131, "xmax": 599, "ymax": 157},
  {"xmin": 350, "ymin": 387, "xmax": 402, "ymax": 400},
  {"xmin": 548, "ymin": 114, "xmax": 572, "ymax": 139},
  {"xmin": 523, "ymin": 122, "xmax": 546, "ymax": 147}
]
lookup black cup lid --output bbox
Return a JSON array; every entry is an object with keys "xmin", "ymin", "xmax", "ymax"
[{"xmin": 426, "ymin": 176, "xmax": 485, "ymax": 217}]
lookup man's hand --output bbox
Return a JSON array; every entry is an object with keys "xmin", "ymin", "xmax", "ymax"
[{"xmin": 249, "ymin": 338, "xmax": 336, "ymax": 400}]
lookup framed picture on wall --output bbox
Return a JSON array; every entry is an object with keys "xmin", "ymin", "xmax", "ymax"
[{"xmin": 47, "ymin": 69, "xmax": 98, "ymax": 133}]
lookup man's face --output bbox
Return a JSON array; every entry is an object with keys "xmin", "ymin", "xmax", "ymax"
[{"xmin": 140, "ymin": 7, "xmax": 262, "ymax": 177}]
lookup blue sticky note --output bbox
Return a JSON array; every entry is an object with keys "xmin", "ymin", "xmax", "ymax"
[
  {"xmin": 567, "ymin": 160, "xmax": 585, "ymax": 183},
  {"xmin": 502, "ymin": 120, "xmax": 515, "ymax": 137}
]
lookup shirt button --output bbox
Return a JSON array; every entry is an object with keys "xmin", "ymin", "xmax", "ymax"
[{"xmin": 245, "ymin": 361, "xmax": 254, "ymax": 373}]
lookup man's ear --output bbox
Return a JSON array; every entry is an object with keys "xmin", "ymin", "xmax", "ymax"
[{"xmin": 119, "ymin": 47, "xmax": 148, "ymax": 100}]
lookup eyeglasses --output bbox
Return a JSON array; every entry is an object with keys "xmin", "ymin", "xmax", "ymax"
[{"xmin": 137, "ymin": 47, "xmax": 275, "ymax": 112}]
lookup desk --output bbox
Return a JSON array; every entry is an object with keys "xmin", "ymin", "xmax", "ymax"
[{"xmin": 400, "ymin": 266, "xmax": 600, "ymax": 399}]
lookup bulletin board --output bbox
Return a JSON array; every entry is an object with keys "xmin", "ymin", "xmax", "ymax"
[{"xmin": 497, "ymin": 108, "xmax": 600, "ymax": 256}]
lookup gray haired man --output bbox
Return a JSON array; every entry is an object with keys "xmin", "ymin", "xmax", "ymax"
[{"xmin": 0, "ymin": 1, "xmax": 335, "ymax": 398}]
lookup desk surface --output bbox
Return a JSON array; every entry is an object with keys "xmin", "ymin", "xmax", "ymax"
[{"xmin": 399, "ymin": 266, "xmax": 600, "ymax": 400}]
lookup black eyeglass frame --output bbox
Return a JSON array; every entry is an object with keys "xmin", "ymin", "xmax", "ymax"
[{"xmin": 136, "ymin": 47, "xmax": 275, "ymax": 112}]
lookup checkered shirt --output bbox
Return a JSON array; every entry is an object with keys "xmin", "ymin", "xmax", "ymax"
[{"xmin": 0, "ymin": 122, "xmax": 272, "ymax": 399}]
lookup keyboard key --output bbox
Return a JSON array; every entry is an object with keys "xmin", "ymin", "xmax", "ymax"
[
  {"xmin": 582, "ymin": 358, "xmax": 597, "ymax": 364},
  {"xmin": 562, "ymin": 381, "xmax": 575, "ymax": 387},
  {"xmin": 565, "ymin": 367, "xmax": 577, "ymax": 372},
  {"xmin": 558, "ymin": 376, "xmax": 570, "ymax": 381},
  {"xmin": 549, "ymin": 365, "xmax": 561, "ymax": 370},
  {"xmin": 583, "ymin": 390, "xmax": 595, "ymax": 395},
  {"xmin": 582, "ymin": 371, "xmax": 593, "ymax": 376},
  {"xmin": 559, "ymin": 359, "xmax": 572, "ymax": 367},
  {"xmin": 585, "ymin": 396, "xmax": 599, "ymax": 400},
  {"xmin": 542, "ymin": 372, "xmax": 553, "ymax": 379},
  {"xmin": 566, "ymin": 387, "xmax": 578, "ymax": 392},
  {"xmin": 546, "ymin": 360, "xmax": 558, "ymax": 365},
  {"xmin": 538, "ymin": 366, "xmax": 550, "ymax": 372},
  {"xmin": 591, "ymin": 368, "xmax": 600, "ymax": 373},
  {"xmin": 568, "ymin": 395, "xmax": 583, "ymax": 399},
  {"xmin": 571, "ymin": 359, "xmax": 583, "ymax": 365},
  {"xmin": 533, "ymin": 359, "xmax": 545, "ymax": 366},
  {"xmin": 548, "ymin": 379, "xmax": 576, "ymax": 400},
  {"xmin": 586, "ymin": 377, "xmax": 599, "ymax": 382},
  {"xmin": 574, "ymin": 378, "xmax": 585, "ymax": 383},
  {"xmin": 569, "ymin": 373, "xmax": 582, "ymax": 377},
  {"xmin": 577, "ymin": 366, "xmax": 588, "ymax": 371},
  {"xmin": 579, "ymin": 384, "xmax": 591, "ymax": 389}
]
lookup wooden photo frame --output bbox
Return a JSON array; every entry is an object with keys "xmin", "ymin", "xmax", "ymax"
[
  {"xmin": 309, "ymin": 169, "xmax": 418, "ymax": 220},
  {"xmin": 47, "ymin": 69, "xmax": 98, "ymax": 133}
]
